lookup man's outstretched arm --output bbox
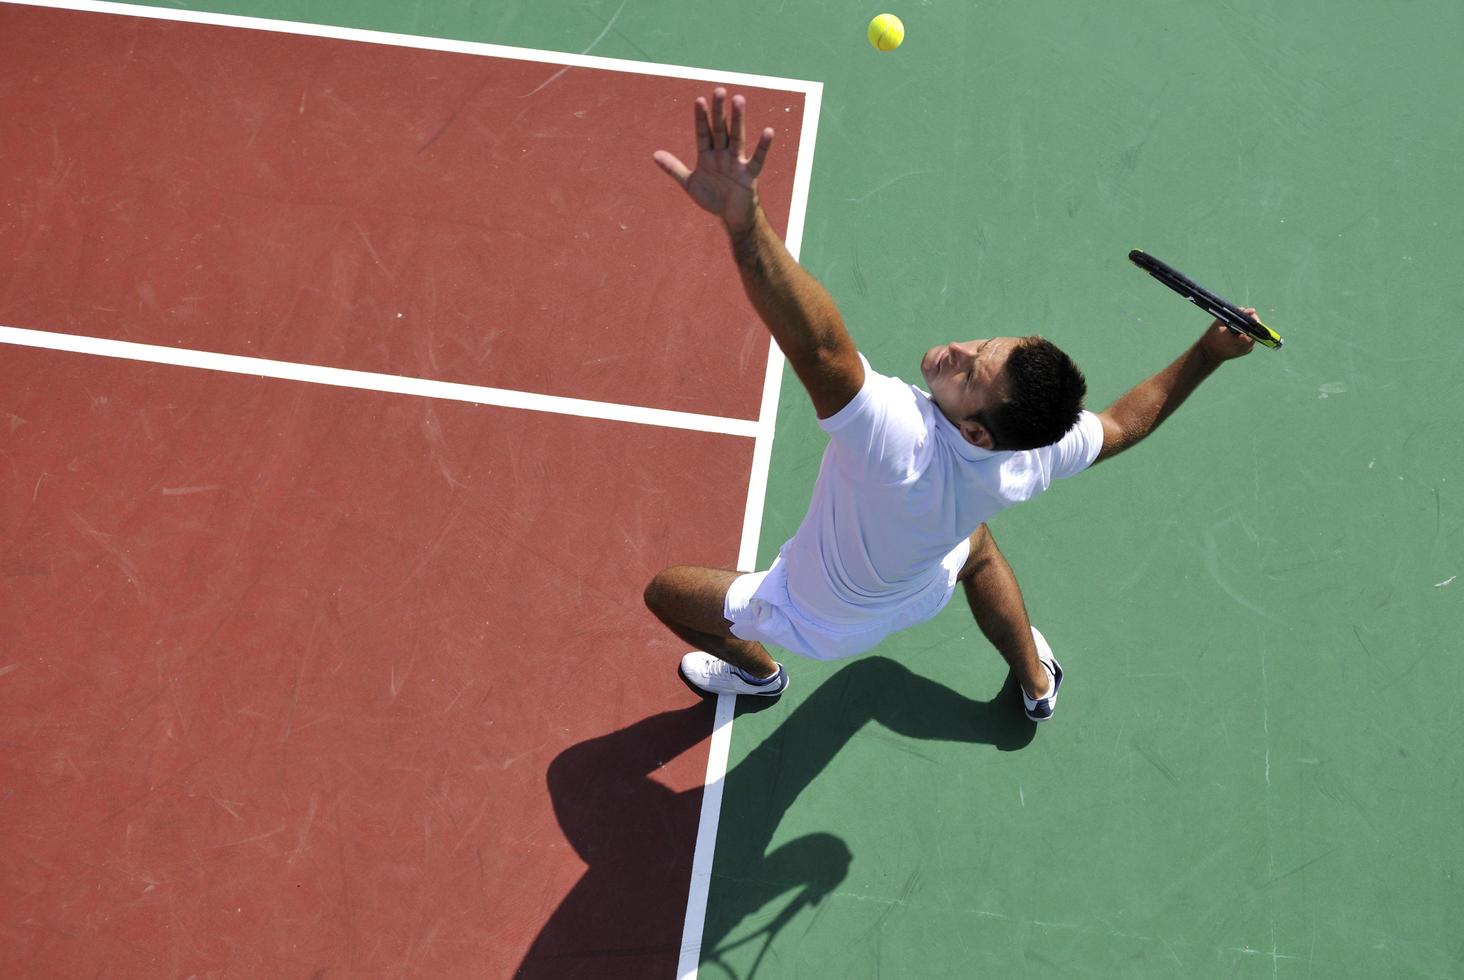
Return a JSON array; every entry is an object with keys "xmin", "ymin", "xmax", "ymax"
[
  {"xmin": 726, "ymin": 207, "xmax": 863, "ymax": 419},
  {"xmin": 654, "ymin": 88, "xmax": 862, "ymax": 419},
  {"xmin": 1094, "ymin": 315, "xmax": 1257, "ymax": 463}
]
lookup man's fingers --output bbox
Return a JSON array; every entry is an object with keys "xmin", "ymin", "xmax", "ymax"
[
  {"xmin": 747, "ymin": 127, "xmax": 774, "ymax": 177},
  {"xmin": 730, "ymin": 94, "xmax": 745, "ymax": 154},
  {"xmin": 693, "ymin": 97, "xmax": 711, "ymax": 152},
  {"xmin": 653, "ymin": 150, "xmax": 692, "ymax": 189},
  {"xmin": 686, "ymin": 90, "xmax": 770, "ymax": 178},
  {"xmin": 711, "ymin": 87, "xmax": 728, "ymax": 149}
]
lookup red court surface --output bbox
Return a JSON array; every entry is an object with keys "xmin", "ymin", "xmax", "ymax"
[
  {"xmin": 1, "ymin": 347, "xmax": 747, "ymax": 975},
  {"xmin": 0, "ymin": 4, "xmax": 809, "ymax": 975},
  {"xmin": 0, "ymin": 2, "xmax": 805, "ymax": 419}
]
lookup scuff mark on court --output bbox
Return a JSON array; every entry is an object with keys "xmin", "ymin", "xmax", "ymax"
[
  {"xmin": 1255, "ymin": 847, "xmax": 1339, "ymax": 891},
  {"xmin": 68, "ymin": 511, "xmax": 144, "ymax": 601},
  {"xmin": 520, "ymin": 0, "xmax": 629, "ymax": 100},
  {"xmin": 844, "ymin": 169, "xmax": 939, "ymax": 205},
  {"xmin": 287, "ymin": 793, "xmax": 320, "ymax": 864},
  {"xmin": 1132, "ymin": 739, "xmax": 1180, "ymax": 787},
  {"xmin": 211, "ymin": 796, "xmax": 244, "ymax": 821},
  {"xmin": 1198, "ymin": 526, "xmax": 1276, "ymax": 620}
]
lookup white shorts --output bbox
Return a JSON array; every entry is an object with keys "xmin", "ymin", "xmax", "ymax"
[{"xmin": 722, "ymin": 538, "xmax": 972, "ymax": 661}]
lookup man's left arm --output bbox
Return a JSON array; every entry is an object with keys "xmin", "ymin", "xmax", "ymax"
[{"xmin": 1094, "ymin": 314, "xmax": 1257, "ymax": 464}]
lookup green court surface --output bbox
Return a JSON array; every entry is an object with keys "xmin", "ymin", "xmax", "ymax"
[{"xmin": 80, "ymin": 1, "xmax": 1464, "ymax": 975}]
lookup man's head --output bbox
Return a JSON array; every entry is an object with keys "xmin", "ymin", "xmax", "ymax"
[{"xmin": 919, "ymin": 336, "xmax": 1087, "ymax": 451}]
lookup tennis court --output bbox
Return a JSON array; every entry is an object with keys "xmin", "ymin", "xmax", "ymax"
[{"xmin": 3, "ymin": 1, "xmax": 1461, "ymax": 977}]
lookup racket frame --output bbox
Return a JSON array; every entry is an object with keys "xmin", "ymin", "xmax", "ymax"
[{"xmin": 1128, "ymin": 249, "xmax": 1283, "ymax": 349}]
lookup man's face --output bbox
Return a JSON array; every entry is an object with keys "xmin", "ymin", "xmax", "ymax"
[{"xmin": 919, "ymin": 337, "xmax": 1021, "ymax": 449}]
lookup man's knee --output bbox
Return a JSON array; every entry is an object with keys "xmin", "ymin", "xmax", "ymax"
[
  {"xmin": 643, "ymin": 567, "xmax": 679, "ymax": 617},
  {"xmin": 644, "ymin": 565, "xmax": 740, "ymax": 636},
  {"xmin": 644, "ymin": 564, "xmax": 726, "ymax": 617}
]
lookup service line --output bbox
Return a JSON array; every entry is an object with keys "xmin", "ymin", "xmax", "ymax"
[{"xmin": 0, "ymin": 326, "xmax": 761, "ymax": 438}]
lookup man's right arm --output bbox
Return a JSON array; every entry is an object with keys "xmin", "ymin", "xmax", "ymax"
[
  {"xmin": 1094, "ymin": 317, "xmax": 1256, "ymax": 464},
  {"xmin": 727, "ymin": 207, "xmax": 863, "ymax": 420},
  {"xmin": 653, "ymin": 87, "xmax": 863, "ymax": 420}
]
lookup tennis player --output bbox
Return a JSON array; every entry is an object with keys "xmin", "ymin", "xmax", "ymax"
[{"xmin": 645, "ymin": 89, "xmax": 1255, "ymax": 720}]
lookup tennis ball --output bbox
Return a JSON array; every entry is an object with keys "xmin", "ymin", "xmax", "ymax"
[{"xmin": 867, "ymin": 13, "xmax": 904, "ymax": 52}]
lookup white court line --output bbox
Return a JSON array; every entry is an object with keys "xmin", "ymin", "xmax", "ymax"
[
  {"xmin": 1, "ymin": 0, "xmax": 820, "ymax": 93},
  {"xmin": 0, "ymin": 326, "xmax": 762, "ymax": 437},
  {"xmin": 4, "ymin": 3, "xmax": 822, "ymax": 975},
  {"xmin": 675, "ymin": 72, "xmax": 821, "ymax": 980}
]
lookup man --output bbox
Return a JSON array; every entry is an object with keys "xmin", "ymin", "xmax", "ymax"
[{"xmin": 644, "ymin": 89, "xmax": 1255, "ymax": 721}]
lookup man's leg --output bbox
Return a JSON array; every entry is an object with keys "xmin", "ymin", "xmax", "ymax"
[
  {"xmin": 957, "ymin": 525, "xmax": 1053, "ymax": 700},
  {"xmin": 643, "ymin": 565, "xmax": 779, "ymax": 679}
]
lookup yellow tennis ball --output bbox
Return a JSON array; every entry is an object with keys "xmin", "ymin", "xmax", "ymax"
[{"xmin": 867, "ymin": 13, "xmax": 904, "ymax": 52}]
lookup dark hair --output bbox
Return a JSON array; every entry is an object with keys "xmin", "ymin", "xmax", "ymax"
[{"xmin": 987, "ymin": 336, "xmax": 1087, "ymax": 450}]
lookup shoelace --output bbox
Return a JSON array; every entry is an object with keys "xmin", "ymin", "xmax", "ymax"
[
  {"xmin": 707, "ymin": 657, "xmax": 775, "ymax": 687},
  {"xmin": 707, "ymin": 658, "xmax": 737, "ymax": 679},
  {"xmin": 695, "ymin": 656, "xmax": 748, "ymax": 683}
]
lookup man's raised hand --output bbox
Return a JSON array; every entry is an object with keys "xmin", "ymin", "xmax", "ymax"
[{"xmin": 653, "ymin": 88, "xmax": 774, "ymax": 235}]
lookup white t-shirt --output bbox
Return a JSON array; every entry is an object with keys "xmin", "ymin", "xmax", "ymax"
[{"xmin": 777, "ymin": 353, "xmax": 1105, "ymax": 627}]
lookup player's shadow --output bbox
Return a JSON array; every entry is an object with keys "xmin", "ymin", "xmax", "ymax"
[{"xmin": 513, "ymin": 656, "xmax": 1035, "ymax": 978}]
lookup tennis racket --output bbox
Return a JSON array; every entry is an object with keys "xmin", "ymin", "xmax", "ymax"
[{"xmin": 1128, "ymin": 249, "xmax": 1284, "ymax": 349}]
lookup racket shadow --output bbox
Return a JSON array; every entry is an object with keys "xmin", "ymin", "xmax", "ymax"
[{"xmin": 513, "ymin": 656, "xmax": 1034, "ymax": 978}]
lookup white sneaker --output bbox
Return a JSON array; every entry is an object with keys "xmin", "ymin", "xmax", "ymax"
[
  {"xmin": 1021, "ymin": 627, "xmax": 1063, "ymax": 722},
  {"xmin": 679, "ymin": 652, "xmax": 789, "ymax": 697}
]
